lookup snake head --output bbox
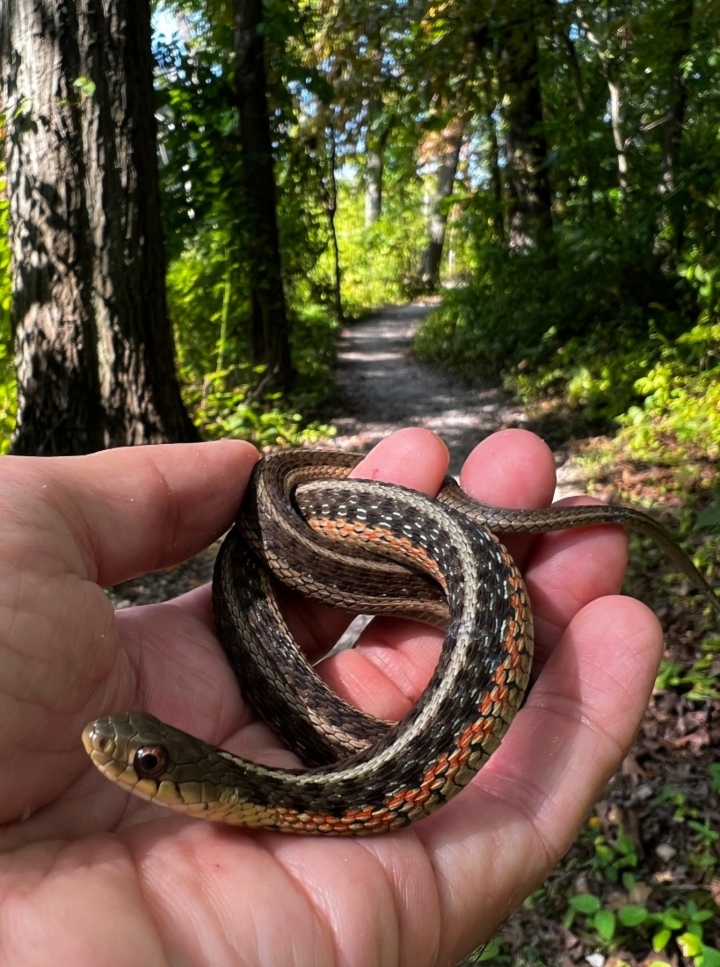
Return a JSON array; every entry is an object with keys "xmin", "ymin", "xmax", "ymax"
[
  {"xmin": 82, "ymin": 711, "xmax": 298, "ymax": 827},
  {"xmin": 82, "ymin": 711, "xmax": 236, "ymax": 813}
]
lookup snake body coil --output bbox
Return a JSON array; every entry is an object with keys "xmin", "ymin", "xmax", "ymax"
[{"xmin": 82, "ymin": 448, "xmax": 719, "ymax": 834}]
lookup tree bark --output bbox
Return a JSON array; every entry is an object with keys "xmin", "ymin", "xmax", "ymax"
[
  {"xmin": 1, "ymin": 0, "xmax": 197, "ymax": 454},
  {"xmin": 325, "ymin": 125, "xmax": 343, "ymax": 322},
  {"xmin": 1, "ymin": 1, "xmax": 104, "ymax": 454},
  {"xmin": 486, "ymin": 108, "xmax": 505, "ymax": 241},
  {"xmin": 364, "ymin": 141, "xmax": 384, "ymax": 226},
  {"xmin": 364, "ymin": 111, "xmax": 388, "ymax": 226},
  {"xmin": 558, "ymin": 15, "xmax": 595, "ymax": 217},
  {"xmin": 80, "ymin": 0, "xmax": 197, "ymax": 446},
  {"xmin": 234, "ymin": 0, "xmax": 294, "ymax": 392},
  {"xmin": 418, "ymin": 120, "xmax": 464, "ymax": 291},
  {"xmin": 494, "ymin": 0, "xmax": 555, "ymax": 250},
  {"xmin": 658, "ymin": 0, "xmax": 694, "ymax": 255}
]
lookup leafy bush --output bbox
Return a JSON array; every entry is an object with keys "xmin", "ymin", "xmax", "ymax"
[
  {"xmin": 168, "ymin": 228, "xmax": 337, "ymax": 446},
  {"xmin": 415, "ymin": 216, "xmax": 720, "ymax": 454}
]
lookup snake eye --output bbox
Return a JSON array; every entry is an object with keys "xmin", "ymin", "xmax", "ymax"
[{"xmin": 133, "ymin": 745, "xmax": 169, "ymax": 779}]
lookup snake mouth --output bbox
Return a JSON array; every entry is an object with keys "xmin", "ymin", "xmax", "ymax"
[{"xmin": 82, "ymin": 717, "xmax": 117, "ymax": 762}]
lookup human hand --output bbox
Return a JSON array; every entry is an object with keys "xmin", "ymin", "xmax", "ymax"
[{"xmin": 0, "ymin": 429, "xmax": 663, "ymax": 966}]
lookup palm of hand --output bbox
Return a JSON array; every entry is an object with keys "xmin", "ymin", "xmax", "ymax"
[{"xmin": 0, "ymin": 430, "xmax": 661, "ymax": 967}]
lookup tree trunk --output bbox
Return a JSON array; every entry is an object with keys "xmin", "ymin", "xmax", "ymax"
[
  {"xmin": 234, "ymin": 0, "xmax": 294, "ymax": 392},
  {"xmin": 1, "ymin": 0, "xmax": 198, "ymax": 454},
  {"xmin": 365, "ymin": 144, "xmax": 384, "ymax": 226},
  {"xmin": 364, "ymin": 114, "xmax": 388, "ymax": 226},
  {"xmin": 418, "ymin": 120, "xmax": 464, "ymax": 290},
  {"xmin": 577, "ymin": 5, "xmax": 629, "ymax": 208},
  {"xmin": 1, "ymin": 1, "xmax": 104, "ymax": 455},
  {"xmin": 486, "ymin": 108, "xmax": 505, "ymax": 242},
  {"xmin": 80, "ymin": 0, "xmax": 198, "ymax": 446},
  {"xmin": 558, "ymin": 18, "xmax": 595, "ymax": 217},
  {"xmin": 494, "ymin": 0, "xmax": 554, "ymax": 250},
  {"xmin": 325, "ymin": 125, "xmax": 344, "ymax": 322},
  {"xmin": 658, "ymin": 0, "xmax": 694, "ymax": 255}
]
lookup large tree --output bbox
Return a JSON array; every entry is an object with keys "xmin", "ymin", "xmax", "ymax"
[
  {"xmin": 1, "ymin": 0, "xmax": 197, "ymax": 455},
  {"xmin": 491, "ymin": 0, "xmax": 554, "ymax": 249},
  {"xmin": 234, "ymin": 0, "xmax": 294, "ymax": 392}
]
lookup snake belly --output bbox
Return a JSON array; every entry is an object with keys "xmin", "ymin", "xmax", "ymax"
[{"xmin": 82, "ymin": 460, "xmax": 533, "ymax": 834}]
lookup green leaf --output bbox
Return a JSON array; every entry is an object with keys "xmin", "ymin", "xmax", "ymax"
[
  {"xmin": 698, "ymin": 497, "xmax": 720, "ymax": 530},
  {"xmin": 618, "ymin": 904, "xmax": 649, "ymax": 927},
  {"xmin": 73, "ymin": 76, "xmax": 96, "ymax": 97},
  {"xmin": 678, "ymin": 932, "xmax": 704, "ymax": 957},
  {"xmin": 569, "ymin": 894, "xmax": 602, "ymax": 914},
  {"xmin": 593, "ymin": 909, "xmax": 617, "ymax": 942},
  {"xmin": 662, "ymin": 912, "xmax": 685, "ymax": 930},
  {"xmin": 653, "ymin": 927, "xmax": 672, "ymax": 952},
  {"xmin": 698, "ymin": 945, "xmax": 720, "ymax": 967}
]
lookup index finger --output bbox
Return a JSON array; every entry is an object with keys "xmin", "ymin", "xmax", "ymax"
[{"xmin": 2, "ymin": 441, "xmax": 258, "ymax": 587}]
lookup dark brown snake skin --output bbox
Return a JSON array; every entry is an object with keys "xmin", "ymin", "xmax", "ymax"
[{"xmin": 83, "ymin": 449, "xmax": 719, "ymax": 834}]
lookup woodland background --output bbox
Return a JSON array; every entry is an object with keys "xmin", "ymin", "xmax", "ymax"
[
  {"xmin": 1, "ymin": 1, "xmax": 719, "ymax": 965},
  {"xmin": 1, "ymin": 0, "xmax": 719, "ymax": 459}
]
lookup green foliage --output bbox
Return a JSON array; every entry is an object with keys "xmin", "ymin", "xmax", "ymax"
[
  {"xmin": 649, "ymin": 785, "xmax": 720, "ymax": 876},
  {"xmin": 314, "ymin": 183, "xmax": 429, "ymax": 313},
  {"xmin": 167, "ymin": 224, "xmax": 337, "ymax": 445},
  {"xmin": 416, "ymin": 217, "xmax": 720, "ymax": 457},
  {"xmin": 551, "ymin": 819, "xmax": 720, "ymax": 961},
  {"xmin": 484, "ymin": 783, "xmax": 720, "ymax": 964},
  {"xmin": 4, "ymin": 0, "xmax": 720, "ymax": 463},
  {"xmin": 154, "ymin": 9, "xmax": 341, "ymax": 442},
  {"xmin": 566, "ymin": 891, "xmax": 718, "ymax": 962},
  {"xmin": 655, "ymin": 633, "xmax": 720, "ymax": 702},
  {"xmin": 412, "ymin": 0, "xmax": 720, "ymax": 459},
  {"xmin": 615, "ymin": 263, "xmax": 720, "ymax": 459},
  {"xmin": 185, "ymin": 372, "xmax": 335, "ymax": 447},
  {"xmin": 417, "ymin": 232, "xmax": 651, "ymax": 381}
]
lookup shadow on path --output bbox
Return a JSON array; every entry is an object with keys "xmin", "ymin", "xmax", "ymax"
[{"xmin": 329, "ymin": 304, "xmax": 525, "ymax": 474}]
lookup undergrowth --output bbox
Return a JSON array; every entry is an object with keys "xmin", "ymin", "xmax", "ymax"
[{"xmin": 415, "ymin": 242, "xmax": 720, "ymax": 468}]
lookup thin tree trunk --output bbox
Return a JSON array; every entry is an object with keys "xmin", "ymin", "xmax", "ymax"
[
  {"xmin": 486, "ymin": 108, "xmax": 505, "ymax": 241},
  {"xmin": 325, "ymin": 126, "xmax": 343, "ymax": 322},
  {"xmin": 418, "ymin": 120, "xmax": 464, "ymax": 291},
  {"xmin": 234, "ymin": 0, "xmax": 294, "ymax": 392},
  {"xmin": 365, "ymin": 145, "xmax": 383, "ymax": 226},
  {"xmin": 577, "ymin": 5, "xmax": 629, "ymax": 207},
  {"xmin": 476, "ymin": 52, "xmax": 506, "ymax": 242},
  {"xmin": 558, "ymin": 18, "xmax": 595, "ymax": 217},
  {"xmin": 364, "ymin": 120, "xmax": 388, "ymax": 226}
]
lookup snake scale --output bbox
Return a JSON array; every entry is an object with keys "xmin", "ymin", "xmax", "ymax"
[{"xmin": 83, "ymin": 448, "xmax": 719, "ymax": 834}]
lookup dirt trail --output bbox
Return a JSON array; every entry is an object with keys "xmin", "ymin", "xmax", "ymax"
[
  {"xmin": 328, "ymin": 304, "xmax": 524, "ymax": 474},
  {"xmin": 327, "ymin": 303, "xmax": 584, "ymax": 494}
]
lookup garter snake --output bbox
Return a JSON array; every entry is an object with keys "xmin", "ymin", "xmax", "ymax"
[{"xmin": 83, "ymin": 448, "xmax": 719, "ymax": 834}]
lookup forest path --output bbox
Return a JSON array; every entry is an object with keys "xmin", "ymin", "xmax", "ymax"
[
  {"xmin": 328, "ymin": 303, "xmax": 524, "ymax": 475},
  {"xmin": 326, "ymin": 303, "xmax": 584, "ymax": 493}
]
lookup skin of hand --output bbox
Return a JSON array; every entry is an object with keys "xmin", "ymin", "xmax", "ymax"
[{"xmin": 0, "ymin": 427, "xmax": 663, "ymax": 967}]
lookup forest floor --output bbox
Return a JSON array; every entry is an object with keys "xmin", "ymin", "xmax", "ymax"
[{"xmin": 112, "ymin": 302, "xmax": 720, "ymax": 967}]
